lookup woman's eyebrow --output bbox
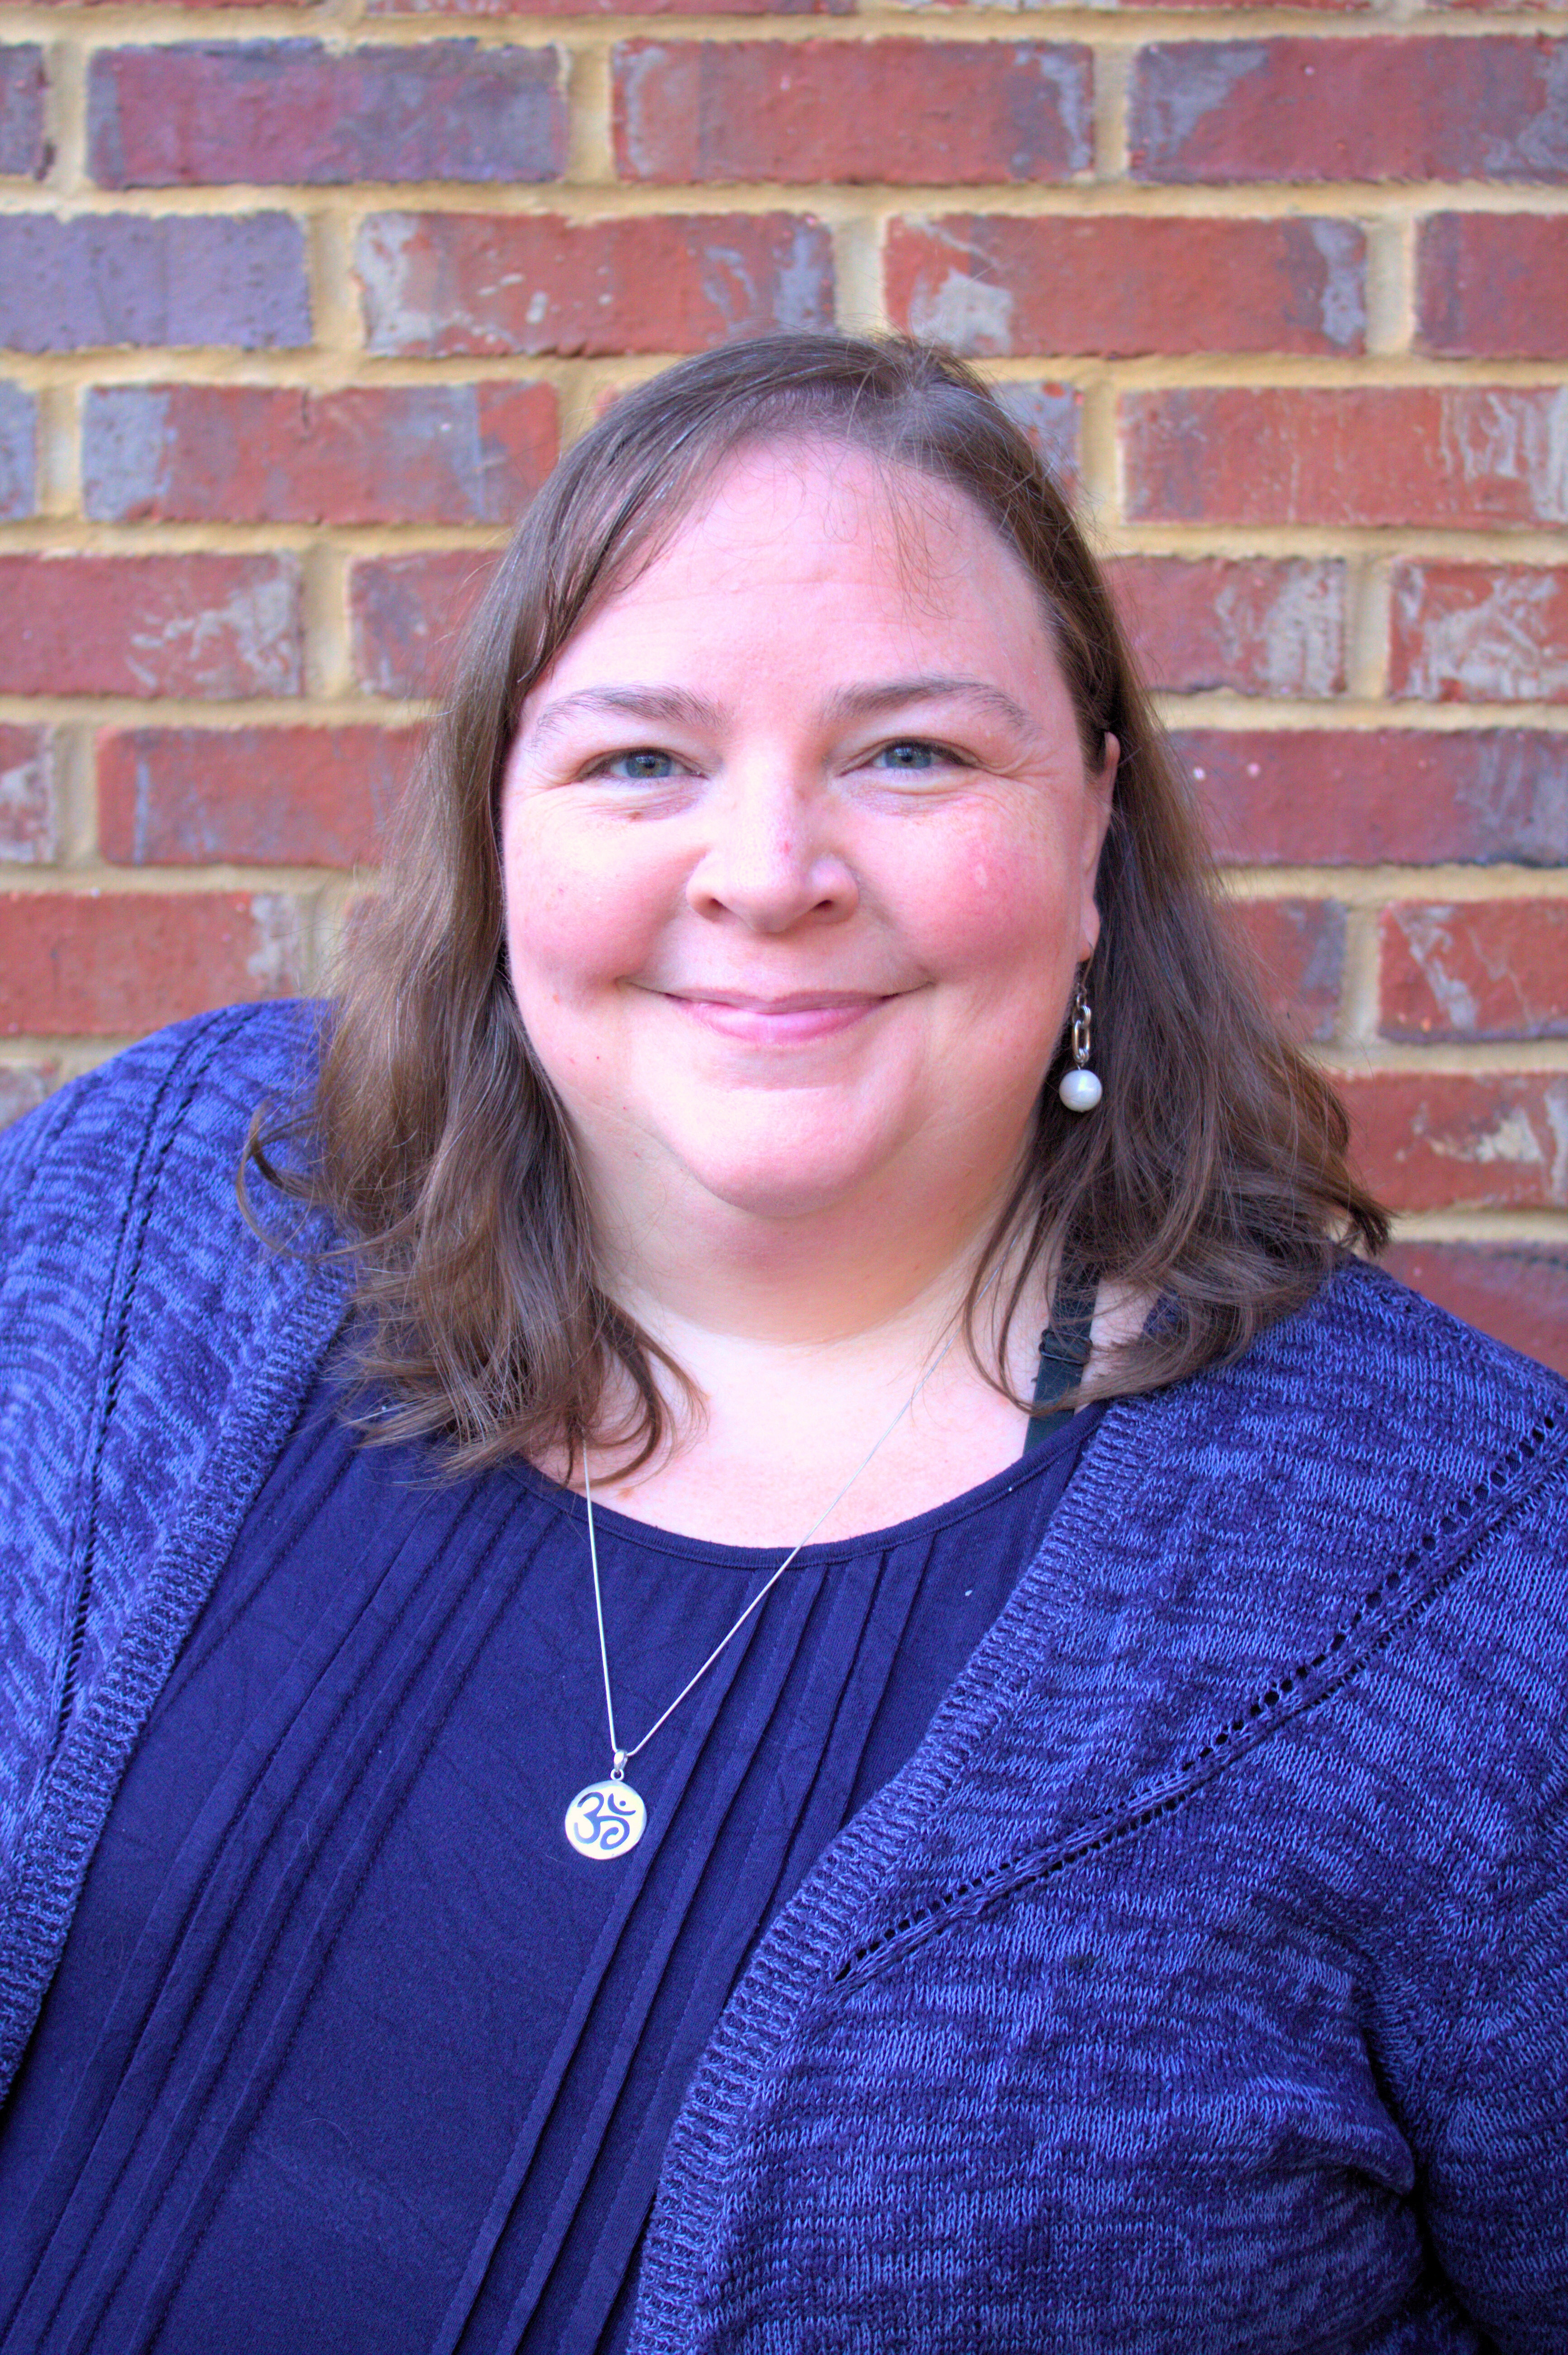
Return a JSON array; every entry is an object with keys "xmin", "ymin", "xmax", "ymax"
[
  {"xmin": 822, "ymin": 677, "xmax": 1033, "ymax": 733},
  {"xmin": 524, "ymin": 685, "xmax": 727, "ymax": 747}
]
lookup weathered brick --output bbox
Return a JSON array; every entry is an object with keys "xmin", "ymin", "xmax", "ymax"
[
  {"xmin": 613, "ymin": 40, "xmax": 1093, "ymax": 185},
  {"xmin": 1418, "ymin": 215, "xmax": 1568, "ymax": 362},
  {"xmin": 375, "ymin": 0, "xmax": 849, "ymax": 13},
  {"xmin": 0, "ymin": 556, "xmax": 302, "ymax": 699},
  {"xmin": 0, "ymin": 1061, "xmax": 56, "ymax": 1131},
  {"xmin": 84, "ymin": 384, "xmax": 557, "ymax": 527},
  {"xmin": 1176, "ymin": 728, "xmax": 1568, "ymax": 870},
  {"xmin": 0, "ymin": 727, "xmax": 53, "ymax": 865},
  {"xmin": 89, "ymin": 41, "xmax": 565, "ymax": 188},
  {"xmin": 1391, "ymin": 564, "xmax": 1568, "ymax": 705},
  {"xmin": 1142, "ymin": 0, "xmax": 1369, "ymax": 9},
  {"xmin": 0, "ymin": 47, "xmax": 46, "ymax": 179},
  {"xmin": 0, "ymin": 383, "xmax": 35, "ymax": 521},
  {"xmin": 0, "ymin": 214, "xmax": 309, "ymax": 353},
  {"xmin": 1130, "ymin": 37, "xmax": 1568, "ymax": 185},
  {"xmin": 1123, "ymin": 388, "xmax": 1568, "ymax": 529},
  {"xmin": 1379, "ymin": 1243, "xmax": 1568, "ymax": 1380},
  {"xmin": 0, "ymin": 889, "xmax": 306, "ymax": 1036},
  {"xmin": 1342, "ymin": 1071, "xmax": 1568, "ymax": 1212},
  {"xmin": 349, "ymin": 551, "xmax": 499, "ymax": 698},
  {"xmin": 992, "ymin": 383, "xmax": 1079, "ymax": 495},
  {"xmin": 1233, "ymin": 896, "xmax": 1344, "ymax": 1042},
  {"xmin": 1379, "ymin": 900, "xmax": 1568, "ymax": 1043},
  {"xmin": 1110, "ymin": 558, "xmax": 1345, "ymax": 699},
  {"xmin": 358, "ymin": 211, "xmax": 834, "ymax": 357},
  {"xmin": 99, "ymin": 725, "xmax": 418, "ymax": 867},
  {"xmin": 886, "ymin": 215, "xmax": 1363, "ymax": 358}
]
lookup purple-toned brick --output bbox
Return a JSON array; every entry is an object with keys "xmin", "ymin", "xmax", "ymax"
[
  {"xmin": 0, "ymin": 384, "xmax": 35, "ymax": 520},
  {"xmin": 0, "ymin": 215, "xmax": 310, "ymax": 352},
  {"xmin": 0, "ymin": 48, "xmax": 47, "ymax": 180},
  {"xmin": 89, "ymin": 40, "xmax": 565, "ymax": 188}
]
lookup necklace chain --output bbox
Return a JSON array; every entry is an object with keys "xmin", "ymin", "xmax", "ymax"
[{"xmin": 581, "ymin": 1306, "xmax": 977, "ymax": 1773}]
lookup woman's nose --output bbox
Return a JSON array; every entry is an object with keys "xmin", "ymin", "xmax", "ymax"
[{"xmin": 684, "ymin": 771, "xmax": 858, "ymax": 933}]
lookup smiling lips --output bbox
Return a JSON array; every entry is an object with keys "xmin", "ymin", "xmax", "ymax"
[{"xmin": 663, "ymin": 990, "xmax": 894, "ymax": 1044}]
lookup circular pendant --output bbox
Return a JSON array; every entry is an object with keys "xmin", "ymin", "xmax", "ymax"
[{"xmin": 564, "ymin": 1777, "xmax": 647, "ymax": 1860}]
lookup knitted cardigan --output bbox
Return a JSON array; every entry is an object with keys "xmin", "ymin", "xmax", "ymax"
[{"xmin": 1, "ymin": 1002, "xmax": 1565, "ymax": 2355}]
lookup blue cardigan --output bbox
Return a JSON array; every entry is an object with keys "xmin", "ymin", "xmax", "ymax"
[{"xmin": 2, "ymin": 1002, "xmax": 1565, "ymax": 2354}]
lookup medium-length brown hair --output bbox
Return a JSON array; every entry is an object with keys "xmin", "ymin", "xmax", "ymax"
[{"xmin": 251, "ymin": 331, "xmax": 1386, "ymax": 1469}]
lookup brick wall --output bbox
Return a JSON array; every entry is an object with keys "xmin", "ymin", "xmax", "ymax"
[{"xmin": 0, "ymin": 1, "xmax": 1565, "ymax": 1370}]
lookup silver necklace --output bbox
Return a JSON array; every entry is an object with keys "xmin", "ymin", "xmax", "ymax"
[{"xmin": 563, "ymin": 1314, "xmax": 974, "ymax": 1860}]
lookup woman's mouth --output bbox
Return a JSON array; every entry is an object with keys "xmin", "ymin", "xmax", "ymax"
[{"xmin": 662, "ymin": 991, "xmax": 892, "ymax": 1044}]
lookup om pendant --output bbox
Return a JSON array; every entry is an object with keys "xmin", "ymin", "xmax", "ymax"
[{"xmin": 564, "ymin": 1773, "xmax": 646, "ymax": 1860}]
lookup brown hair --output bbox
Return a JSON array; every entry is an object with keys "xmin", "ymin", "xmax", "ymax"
[{"xmin": 249, "ymin": 331, "xmax": 1386, "ymax": 1468}]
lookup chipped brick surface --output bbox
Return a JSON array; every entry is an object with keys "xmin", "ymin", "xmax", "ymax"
[
  {"xmin": 1379, "ymin": 901, "xmax": 1568, "ymax": 1043},
  {"xmin": 1390, "ymin": 564, "xmax": 1568, "ymax": 705},
  {"xmin": 357, "ymin": 211, "xmax": 835, "ymax": 356},
  {"xmin": 0, "ymin": 555, "xmax": 302, "ymax": 698},
  {"xmin": 99, "ymin": 726, "xmax": 421, "ymax": 866},
  {"xmin": 1111, "ymin": 559, "xmax": 1346, "ymax": 698},
  {"xmin": 885, "ymin": 215, "xmax": 1364, "ymax": 358},
  {"xmin": 83, "ymin": 384, "xmax": 557, "ymax": 526},
  {"xmin": 1124, "ymin": 388, "xmax": 1568, "ymax": 529},
  {"xmin": 1343, "ymin": 1071, "xmax": 1568, "ymax": 1212},
  {"xmin": 0, "ymin": 727, "xmax": 54, "ymax": 866},
  {"xmin": 1129, "ymin": 38, "xmax": 1568, "ymax": 185},
  {"xmin": 0, "ymin": 889, "xmax": 306, "ymax": 1035}
]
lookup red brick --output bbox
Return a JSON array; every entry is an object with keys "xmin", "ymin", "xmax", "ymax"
[
  {"xmin": 31, "ymin": 0, "xmax": 313, "ymax": 8},
  {"xmin": 1379, "ymin": 1243, "xmax": 1568, "ymax": 1379},
  {"xmin": 375, "ymin": 0, "xmax": 849, "ymax": 13},
  {"xmin": 1342, "ymin": 1071, "xmax": 1568, "ymax": 1213},
  {"xmin": 1110, "ymin": 559, "xmax": 1346, "ymax": 699},
  {"xmin": 1233, "ymin": 896, "xmax": 1344, "ymax": 1042},
  {"xmin": 0, "ymin": 47, "xmax": 47, "ymax": 179},
  {"xmin": 1123, "ymin": 389, "xmax": 1568, "ymax": 529},
  {"xmin": 1175, "ymin": 729, "xmax": 1568, "ymax": 870},
  {"xmin": 0, "ymin": 1061, "xmax": 57, "ymax": 1130},
  {"xmin": 0, "ymin": 726, "xmax": 54, "ymax": 865},
  {"xmin": 0, "ymin": 556, "xmax": 302, "ymax": 699},
  {"xmin": 349, "ymin": 552, "xmax": 500, "ymax": 698},
  {"xmin": 0, "ymin": 214, "xmax": 310, "ymax": 353},
  {"xmin": 89, "ymin": 41, "xmax": 565, "ymax": 188},
  {"xmin": 83, "ymin": 384, "xmax": 557, "ymax": 527},
  {"xmin": 613, "ymin": 40, "xmax": 1092, "ymax": 185},
  {"xmin": 1390, "ymin": 564, "xmax": 1568, "ymax": 706},
  {"xmin": 1418, "ymin": 215, "xmax": 1568, "ymax": 362},
  {"xmin": 358, "ymin": 211, "xmax": 834, "ymax": 358},
  {"xmin": 885, "ymin": 215, "xmax": 1363, "ymax": 358},
  {"xmin": 992, "ymin": 383, "xmax": 1079, "ymax": 495},
  {"xmin": 0, "ymin": 890, "xmax": 306, "ymax": 1036},
  {"xmin": 99, "ymin": 726, "xmax": 421, "ymax": 867},
  {"xmin": 0, "ymin": 383, "xmax": 34, "ymax": 520},
  {"xmin": 1379, "ymin": 900, "xmax": 1568, "ymax": 1043},
  {"xmin": 1130, "ymin": 37, "xmax": 1568, "ymax": 185},
  {"xmin": 1141, "ymin": 0, "xmax": 1368, "ymax": 9}
]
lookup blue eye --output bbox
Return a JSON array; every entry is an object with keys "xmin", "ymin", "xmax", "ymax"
[
  {"xmin": 602, "ymin": 749, "xmax": 679, "ymax": 781},
  {"xmin": 876, "ymin": 741, "xmax": 944, "ymax": 771}
]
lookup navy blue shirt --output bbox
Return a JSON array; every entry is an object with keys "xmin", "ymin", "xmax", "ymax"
[{"xmin": 0, "ymin": 1381, "xmax": 1099, "ymax": 2355}]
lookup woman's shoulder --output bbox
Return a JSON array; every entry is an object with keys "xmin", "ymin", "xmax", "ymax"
[{"xmin": 0, "ymin": 997, "xmax": 326, "ymax": 1226}]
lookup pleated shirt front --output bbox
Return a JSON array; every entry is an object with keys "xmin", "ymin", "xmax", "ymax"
[{"xmin": 0, "ymin": 1379, "xmax": 1098, "ymax": 2355}]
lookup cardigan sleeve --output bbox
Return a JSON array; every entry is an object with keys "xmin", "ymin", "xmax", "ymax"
[{"xmin": 1415, "ymin": 1477, "xmax": 1568, "ymax": 2351}]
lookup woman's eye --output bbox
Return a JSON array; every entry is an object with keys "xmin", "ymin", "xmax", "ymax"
[
  {"xmin": 595, "ymin": 749, "xmax": 683, "ymax": 782},
  {"xmin": 871, "ymin": 740, "xmax": 958, "ymax": 774}
]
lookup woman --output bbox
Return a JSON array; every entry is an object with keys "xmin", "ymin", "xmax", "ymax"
[{"xmin": 0, "ymin": 335, "xmax": 1563, "ymax": 2355}]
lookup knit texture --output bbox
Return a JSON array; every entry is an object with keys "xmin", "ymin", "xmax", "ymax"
[{"xmin": 1, "ymin": 1008, "xmax": 1565, "ymax": 2352}]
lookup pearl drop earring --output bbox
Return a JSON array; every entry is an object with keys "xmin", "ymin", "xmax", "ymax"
[{"xmin": 1058, "ymin": 976, "xmax": 1102, "ymax": 1113}]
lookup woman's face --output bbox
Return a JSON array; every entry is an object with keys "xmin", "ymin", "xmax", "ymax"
[{"xmin": 500, "ymin": 440, "xmax": 1114, "ymax": 1251}]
